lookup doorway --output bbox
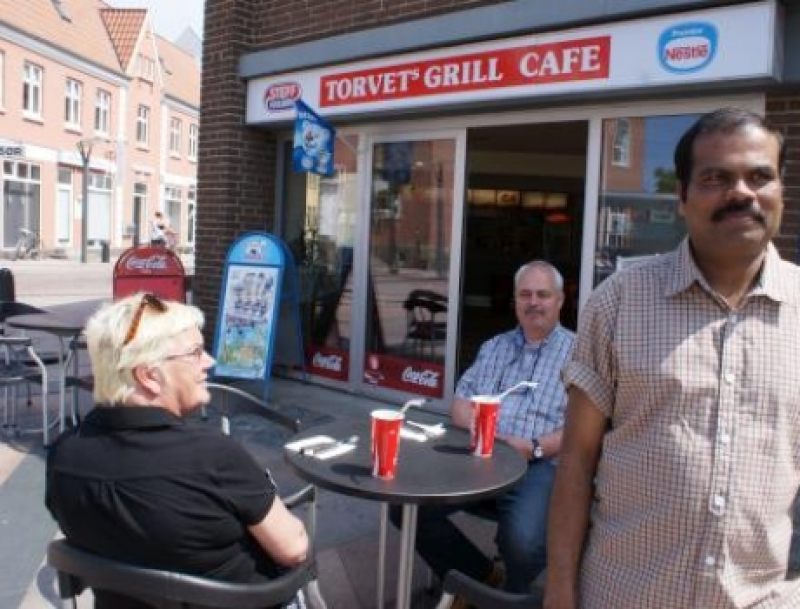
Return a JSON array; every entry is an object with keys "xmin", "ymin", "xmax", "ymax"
[{"xmin": 459, "ymin": 121, "xmax": 587, "ymax": 373}]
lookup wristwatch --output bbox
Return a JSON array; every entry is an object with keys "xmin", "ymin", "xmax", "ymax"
[{"xmin": 531, "ymin": 439, "xmax": 545, "ymax": 461}]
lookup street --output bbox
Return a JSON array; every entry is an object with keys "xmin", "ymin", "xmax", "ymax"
[{"xmin": 4, "ymin": 259, "xmax": 115, "ymax": 306}]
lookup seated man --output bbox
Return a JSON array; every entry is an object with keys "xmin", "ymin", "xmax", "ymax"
[
  {"xmin": 393, "ymin": 260, "xmax": 574, "ymax": 595},
  {"xmin": 45, "ymin": 293, "xmax": 308, "ymax": 609}
]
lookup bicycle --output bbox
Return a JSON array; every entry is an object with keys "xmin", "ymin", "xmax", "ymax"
[{"xmin": 12, "ymin": 228, "xmax": 41, "ymax": 261}]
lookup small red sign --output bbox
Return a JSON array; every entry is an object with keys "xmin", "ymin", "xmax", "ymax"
[
  {"xmin": 305, "ymin": 345, "xmax": 349, "ymax": 381},
  {"xmin": 363, "ymin": 352, "xmax": 444, "ymax": 399}
]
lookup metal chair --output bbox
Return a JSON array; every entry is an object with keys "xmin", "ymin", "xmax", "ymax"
[
  {"xmin": 48, "ymin": 537, "xmax": 314, "ymax": 609},
  {"xmin": 48, "ymin": 382, "xmax": 328, "ymax": 608},
  {"xmin": 402, "ymin": 289, "xmax": 448, "ymax": 358},
  {"xmin": 435, "ymin": 569, "xmax": 544, "ymax": 609},
  {"xmin": 0, "ymin": 335, "xmax": 49, "ymax": 444}
]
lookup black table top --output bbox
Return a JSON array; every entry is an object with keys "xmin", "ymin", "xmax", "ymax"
[
  {"xmin": 6, "ymin": 299, "xmax": 106, "ymax": 336},
  {"xmin": 285, "ymin": 418, "xmax": 527, "ymax": 505}
]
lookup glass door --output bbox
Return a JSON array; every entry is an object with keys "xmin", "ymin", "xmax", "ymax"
[{"xmin": 360, "ymin": 136, "xmax": 462, "ymax": 400}]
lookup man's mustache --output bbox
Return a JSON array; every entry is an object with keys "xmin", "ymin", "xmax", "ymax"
[
  {"xmin": 524, "ymin": 306, "xmax": 543, "ymax": 316},
  {"xmin": 711, "ymin": 200, "xmax": 765, "ymax": 224}
]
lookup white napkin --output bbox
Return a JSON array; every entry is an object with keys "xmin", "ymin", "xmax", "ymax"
[
  {"xmin": 400, "ymin": 427, "xmax": 427, "ymax": 442},
  {"xmin": 285, "ymin": 435, "xmax": 357, "ymax": 460}
]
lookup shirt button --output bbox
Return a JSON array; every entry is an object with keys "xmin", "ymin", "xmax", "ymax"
[
  {"xmin": 714, "ymin": 495, "xmax": 726, "ymax": 509},
  {"xmin": 719, "ymin": 432, "xmax": 731, "ymax": 444},
  {"xmin": 705, "ymin": 555, "xmax": 716, "ymax": 567},
  {"xmin": 724, "ymin": 372, "xmax": 735, "ymax": 384}
]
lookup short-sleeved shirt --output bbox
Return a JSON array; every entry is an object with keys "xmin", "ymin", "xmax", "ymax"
[
  {"xmin": 456, "ymin": 324, "xmax": 574, "ymax": 441},
  {"xmin": 45, "ymin": 406, "xmax": 280, "ymax": 593},
  {"xmin": 564, "ymin": 239, "xmax": 800, "ymax": 608}
]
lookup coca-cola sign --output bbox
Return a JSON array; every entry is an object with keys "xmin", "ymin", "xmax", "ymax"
[
  {"xmin": 125, "ymin": 255, "xmax": 169, "ymax": 271},
  {"xmin": 306, "ymin": 346, "xmax": 349, "ymax": 381},
  {"xmin": 361, "ymin": 352, "xmax": 444, "ymax": 398},
  {"xmin": 312, "ymin": 352, "xmax": 343, "ymax": 372},
  {"xmin": 401, "ymin": 366, "xmax": 440, "ymax": 389}
]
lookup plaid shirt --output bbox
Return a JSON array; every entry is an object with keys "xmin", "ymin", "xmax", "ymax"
[
  {"xmin": 456, "ymin": 325, "xmax": 574, "ymax": 441},
  {"xmin": 565, "ymin": 239, "xmax": 800, "ymax": 608}
]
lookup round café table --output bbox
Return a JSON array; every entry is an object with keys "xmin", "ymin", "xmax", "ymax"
[
  {"xmin": 6, "ymin": 299, "xmax": 107, "ymax": 438},
  {"xmin": 285, "ymin": 417, "xmax": 527, "ymax": 609}
]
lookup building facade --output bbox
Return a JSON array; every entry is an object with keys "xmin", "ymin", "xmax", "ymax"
[
  {"xmin": 0, "ymin": 0, "xmax": 200, "ymax": 260},
  {"xmin": 198, "ymin": 0, "xmax": 800, "ymax": 407}
]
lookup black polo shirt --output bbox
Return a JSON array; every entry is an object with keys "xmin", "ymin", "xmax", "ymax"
[{"xmin": 46, "ymin": 406, "xmax": 281, "ymax": 605}]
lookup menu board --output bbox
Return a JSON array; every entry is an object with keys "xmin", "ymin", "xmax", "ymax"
[{"xmin": 212, "ymin": 233, "xmax": 303, "ymax": 392}]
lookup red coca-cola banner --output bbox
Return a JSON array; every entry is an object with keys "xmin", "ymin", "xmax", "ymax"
[
  {"xmin": 363, "ymin": 352, "xmax": 444, "ymax": 399},
  {"xmin": 305, "ymin": 345, "xmax": 349, "ymax": 381}
]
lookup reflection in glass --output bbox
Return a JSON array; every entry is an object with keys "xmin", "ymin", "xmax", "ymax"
[
  {"xmin": 282, "ymin": 136, "xmax": 359, "ymax": 381},
  {"xmin": 363, "ymin": 140, "xmax": 455, "ymax": 398},
  {"xmin": 595, "ymin": 115, "xmax": 698, "ymax": 285}
]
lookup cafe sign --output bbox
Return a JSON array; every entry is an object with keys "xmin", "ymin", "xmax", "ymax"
[{"xmin": 246, "ymin": 0, "xmax": 778, "ymax": 124}]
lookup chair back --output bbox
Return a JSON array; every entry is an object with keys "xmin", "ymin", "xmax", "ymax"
[
  {"xmin": 435, "ymin": 569, "xmax": 544, "ymax": 609},
  {"xmin": 48, "ymin": 538, "xmax": 313, "ymax": 609}
]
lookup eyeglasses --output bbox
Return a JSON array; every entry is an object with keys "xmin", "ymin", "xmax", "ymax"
[
  {"xmin": 163, "ymin": 345, "xmax": 206, "ymax": 364},
  {"xmin": 122, "ymin": 293, "xmax": 167, "ymax": 347}
]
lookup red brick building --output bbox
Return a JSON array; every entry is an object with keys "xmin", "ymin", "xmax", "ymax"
[{"xmin": 198, "ymin": 0, "xmax": 800, "ymax": 404}]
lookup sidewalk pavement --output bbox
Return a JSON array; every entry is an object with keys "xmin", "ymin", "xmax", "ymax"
[{"xmin": 0, "ymin": 300, "xmax": 497, "ymax": 609}]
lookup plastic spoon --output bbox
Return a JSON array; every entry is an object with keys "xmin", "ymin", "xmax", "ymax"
[{"xmin": 495, "ymin": 380, "xmax": 539, "ymax": 401}]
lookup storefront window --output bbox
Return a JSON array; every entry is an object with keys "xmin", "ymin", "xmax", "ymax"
[
  {"xmin": 595, "ymin": 114, "xmax": 698, "ymax": 284},
  {"xmin": 283, "ymin": 135, "xmax": 359, "ymax": 382},
  {"xmin": 3, "ymin": 161, "xmax": 41, "ymax": 249},
  {"xmin": 364, "ymin": 139, "xmax": 455, "ymax": 398}
]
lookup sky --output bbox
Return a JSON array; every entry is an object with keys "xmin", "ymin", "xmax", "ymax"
[{"xmin": 106, "ymin": 0, "xmax": 205, "ymax": 41}]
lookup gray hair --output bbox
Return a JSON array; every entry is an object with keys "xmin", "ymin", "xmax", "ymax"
[
  {"xmin": 514, "ymin": 260, "xmax": 564, "ymax": 292},
  {"xmin": 85, "ymin": 293, "xmax": 205, "ymax": 404}
]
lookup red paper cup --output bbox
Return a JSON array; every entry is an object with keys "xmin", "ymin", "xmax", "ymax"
[
  {"xmin": 470, "ymin": 396, "xmax": 501, "ymax": 457},
  {"xmin": 371, "ymin": 409, "xmax": 404, "ymax": 479}
]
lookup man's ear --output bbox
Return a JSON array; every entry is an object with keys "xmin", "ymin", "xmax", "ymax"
[
  {"xmin": 676, "ymin": 180, "xmax": 687, "ymax": 216},
  {"xmin": 132, "ymin": 363, "xmax": 161, "ymax": 395}
]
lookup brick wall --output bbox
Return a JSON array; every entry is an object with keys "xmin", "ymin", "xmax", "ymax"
[
  {"xmin": 766, "ymin": 93, "xmax": 800, "ymax": 264},
  {"xmin": 198, "ymin": 0, "xmax": 506, "ymax": 337}
]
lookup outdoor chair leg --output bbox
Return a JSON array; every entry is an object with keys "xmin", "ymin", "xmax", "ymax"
[
  {"xmin": 435, "ymin": 592, "xmax": 455, "ymax": 609},
  {"xmin": 305, "ymin": 580, "xmax": 328, "ymax": 609}
]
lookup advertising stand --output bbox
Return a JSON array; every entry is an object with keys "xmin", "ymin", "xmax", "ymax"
[
  {"xmin": 113, "ymin": 245, "xmax": 187, "ymax": 302},
  {"xmin": 212, "ymin": 233, "xmax": 304, "ymax": 400}
]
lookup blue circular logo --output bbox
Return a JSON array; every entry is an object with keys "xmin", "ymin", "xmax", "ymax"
[{"xmin": 658, "ymin": 21, "xmax": 718, "ymax": 74}]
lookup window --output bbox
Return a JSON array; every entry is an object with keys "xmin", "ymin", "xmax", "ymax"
[
  {"xmin": 0, "ymin": 52, "xmax": 5, "ymax": 109},
  {"xmin": 94, "ymin": 89, "xmax": 110, "ymax": 134},
  {"xmin": 188, "ymin": 124, "xmax": 198, "ymax": 160},
  {"xmin": 23, "ymin": 61, "xmax": 43, "ymax": 117},
  {"xmin": 165, "ymin": 186, "xmax": 182, "ymax": 243},
  {"xmin": 612, "ymin": 118, "xmax": 631, "ymax": 167},
  {"xmin": 137, "ymin": 54, "xmax": 155, "ymax": 81},
  {"xmin": 187, "ymin": 186, "xmax": 196, "ymax": 244},
  {"xmin": 136, "ymin": 105, "xmax": 150, "ymax": 145},
  {"xmin": 169, "ymin": 118, "xmax": 182, "ymax": 154},
  {"xmin": 3, "ymin": 161, "xmax": 42, "ymax": 248},
  {"xmin": 64, "ymin": 78, "xmax": 82, "ymax": 128}
]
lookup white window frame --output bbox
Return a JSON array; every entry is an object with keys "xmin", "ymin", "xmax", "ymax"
[
  {"xmin": 136, "ymin": 105, "xmax": 150, "ymax": 146},
  {"xmin": 188, "ymin": 124, "xmax": 198, "ymax": 160},
  {"xmin": 138, "ymin": 54, "xmax": 155, "ymax": 82},
  {"xmin": 0, "ymin": 51, "xmax": 5, "ymax": 110},
  {"xmin": 169, "ymin": 118, "xmax": 182, "ymax": 155},
  {"xmin": 23, "ymin": 61, "xmax": 43, "ymax": 118},
  {"xmin": 94, "ymin": 89, "xmax": 111, "ymax": 135},
  {"xmin": 612, "ymin": 118, "xmax": 631, "ymax": 167},
  {"xmin": 65, "ymin": 78, "xmax": 82, "ymax": 129}
]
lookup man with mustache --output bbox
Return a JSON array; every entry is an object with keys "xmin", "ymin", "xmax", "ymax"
[
  {"xmin": 546, "ymin": 107, "xmax": 800, "ymax": 608},
  {"xmin": 393, "ymin": 261, "xmax": 574, "ymax": 602}
]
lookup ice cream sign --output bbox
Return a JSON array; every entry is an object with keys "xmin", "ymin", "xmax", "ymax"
[{"xmin": 658, "ymin": 22, "xmax": 718, "ymax": 73}]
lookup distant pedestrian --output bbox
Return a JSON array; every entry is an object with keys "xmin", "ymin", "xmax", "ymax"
[
  {"xmin": 546, "ymin": 107, "xmax": 800, "ymax": 608},
  {"xmin": 150, "ymin": 210, "xmax": 177, "ymax": 248}
]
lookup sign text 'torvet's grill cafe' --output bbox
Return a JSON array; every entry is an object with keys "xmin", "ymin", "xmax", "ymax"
[{"xmin": 245, "ymin": 1, "xmax": 779, "ymax": 124}]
